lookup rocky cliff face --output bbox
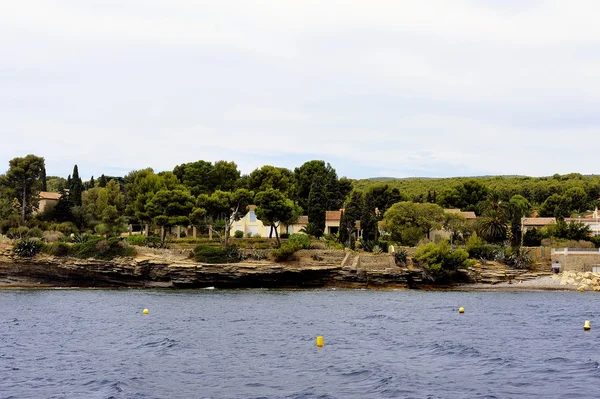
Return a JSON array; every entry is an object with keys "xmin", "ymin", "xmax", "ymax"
[{"xmin": 0, "ymin": 248, "xmax": 423, "ymax": 289}]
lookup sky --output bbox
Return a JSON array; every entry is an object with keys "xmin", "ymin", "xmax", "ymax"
[{"xmin": 2, "ymin": 1, "xmax": 600, "ymax": 180}]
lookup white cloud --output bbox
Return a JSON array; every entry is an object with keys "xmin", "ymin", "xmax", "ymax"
[{"xmin": 1, "ymin": 0, "xmax": 600, "ymax": 179}]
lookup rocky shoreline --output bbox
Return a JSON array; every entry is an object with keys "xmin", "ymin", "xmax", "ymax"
[{"xmin": 0, "ymin": 245, "xmax": 566, "ymax": 291}]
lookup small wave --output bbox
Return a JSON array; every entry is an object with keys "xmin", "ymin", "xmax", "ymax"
[{"xmin": 138, "ymin": 338, "xmax": 178, "ymax": 349}]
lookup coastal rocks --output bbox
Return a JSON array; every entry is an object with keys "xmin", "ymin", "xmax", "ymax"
[{"xmin": 556, "ymin": 270, "xmax": 600, "ymax": 291}]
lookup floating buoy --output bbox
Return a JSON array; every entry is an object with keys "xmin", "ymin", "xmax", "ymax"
[
  {"xmin": 458, "ymin": 307, "xmax": 465, "ymax": 314},
  {"xmin": 584, "ymin": 320, "xmax": 591, "ymax": 331},
  {"xmin": 316, "ymin": 336, "xmax": 324, "ymax": 347},
  {"xmin": 143, "ymin": 308, "xmax": 149, "ymax": 315}
]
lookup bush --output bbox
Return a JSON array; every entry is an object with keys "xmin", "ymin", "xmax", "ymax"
[
  {"xmin": 279, "ymin": 233, "xmax": 290, "ymax": 239},
  {"xmin": 394, "ymin": 249, "xmax": 408, "ymax": 265},
  {"xmin": 194, "ymin": 245, "xmax": 244, "ymax": 263},
  {"xmin": 414, "ymin": 241, "xmax": 475, "ymax": 281},
  {"xmin": 503, "ymin": 247, "xmax": 533, "ymax": 269},
  {"xmin": 13, "ymin": 239, "xmax": 43, "ymax": 257},
  {"xmin": 57, "ymin": 222, "xmax": 78, "ymax": 236},
  {"xmin": 126, "ymin": 235, "xmax": 149, "ymax": 246},
  {"xmin": 26, "ymin": 227, "xmax": 44, "ymax": 239},
  {"xmin": 7, "ymin": 226, "xmax": 29, "ymax": 240},
  {"xmin": 377, "ymin": 240, "xmax": 390, "ymax": 253},
  {"xmin": 69, "ymin": 237, "xmax": 136, "ymax": 259},
  {"xmin": 540, "ymin": 238, "xmax": 594, "ymax": 249},
  {"xmin": 466, "ymin": 233, "xmax": 503, "ymax": 260},
  {"xmin": 234, "ymin": 230, "xmax": 244, "ymax": 239},
  {"xmin": 43, "ymin": 242, "xmax": 69, "ymax": 257},
  {"xmin": 246, "ymin": 232, "xmax": 253, "ymax": 238},
  {"xmin": 72, "ymin": 233, "xmax": 90, "ymax": 243},
  {"xmin": 43, "ymin": 230, "xmax": 64, "ymax": 243},
  {"xmin": 288, "ymin": 233, "xmax": 311, "ymax": 249},
  {"xmin": 590, "ymin": 236, "xmax": 600, "ymax": 248},
  {"xmin": 271, "ymin": 241, "xmax": 302, "ymax": 262}
]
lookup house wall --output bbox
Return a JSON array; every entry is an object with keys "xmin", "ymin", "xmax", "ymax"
[
  {"xmin": 325, "ymin": 220, "xmax": 340, "ymax": 235},
  {"xmin": 552, "ymin": 249, "xmax": 600, "ymax": 272},
  {"xmin": 37, "ymin": 198, "xmax": 58, "ymax": 213}
]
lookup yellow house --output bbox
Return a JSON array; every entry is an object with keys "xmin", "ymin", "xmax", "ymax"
[{"xmin": 230, "ymin": 206, "xmax": 309, "ymax": 237}]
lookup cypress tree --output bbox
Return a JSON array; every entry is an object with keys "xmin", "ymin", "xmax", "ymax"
[
  {"xmin": 98, "ymin": 174, "xmax": 107, "ymax": 188},
  {"xmin": 307, "ymin": 179, "xmax": 327, "ymax": 237},
  {"xmin": 69, "ymin": 165, "xmax": 83, "ymax": 207},
  {"xmin": 89, "ymin": 176, "xmax": 95, "ymax": 189},
  {"xmin": 41, "ymin": 166, "xmax": 47, "ymax": 191}
]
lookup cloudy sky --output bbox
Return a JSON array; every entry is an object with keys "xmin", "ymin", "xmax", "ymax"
[{"xmin": 2, "ymin": 1, "xmax": 599, "ymax": 180}]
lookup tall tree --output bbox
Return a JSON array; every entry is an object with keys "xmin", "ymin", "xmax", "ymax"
[
  {"xmin": 97, "ymin": 174, "xmax": 107, "ymax": 188},
  {"xmin": 5, "ymin": 154, "xmax": 45, "ymax": 222},
  {"xmin": 69, "ymin": 165, "xmax": 84, "ymax": 207},
  {"xmin": 361, "ymin": 184, "xmax": 405, "ymax": 241},
  {"xmin": 173, "ymin": 160, "xmax": 214, "ymax": 196},
  {"xmin": 247, "ymin": 165, "xmax": 295, "ymax": 197},
  {"xmin": 41, "ymin": 166, "xmax": 47, "ymax": 191},
  {"xmin": 255, "ymin": 188, "xmax": 302, "ymax": 247},
  {"xmin": 339, "ymin": 190, "xmax": 364, "ymax": 247},
  {"xmin": 210, "ymin": 161, "xmax": 241, "ymax": 192},
  {"xmin": 307, "ymin": 179, "xmax": 327, "ymax": 238},
  {"xmin": 381, "ymin": 202, "xmax": 445, "ymax": 246},
  {"xmin": 146, "ymin": 189, "xmax": 195, "ymax": 244}
]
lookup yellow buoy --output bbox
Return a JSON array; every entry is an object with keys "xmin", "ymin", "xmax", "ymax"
[
  {"xmin": 584, "ymin": 320, "xmax": 591, "ymax": 331},
  {"xmin": 143, "ymin": 308, "xmax": 149, "ymax": 315},
  {"xmin": 458, "ymin": 307, "xmax": 465, "ymax": 314},
  {"xmin": 316, "ymin": 336, "xmax": 324, "ymax": 347}
]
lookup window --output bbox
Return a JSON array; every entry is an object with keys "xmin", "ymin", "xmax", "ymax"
[{"xmin": 249, "ymin": 211, "xmax": 256, "ymax": 222}]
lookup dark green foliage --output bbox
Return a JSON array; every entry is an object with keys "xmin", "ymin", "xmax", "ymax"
[
  {"xmin": 72, "ymin": 233, "xmax": 90, "ymax": 243},
  {"xmin": 247, "ymin": 165, "xmax": 295, "ymax": 198},
  {"xmin": 394, "ymin": 249, "xmax": 408, "ymax": 265},
  {"xmin": 539, "ymin": 194, "xmax": 571, "ymax": 219},
  {"xmin": 194, "ymin": 245, "xmax": 244, "ymax": 263},
  {"xmin": 97, "ymin": 174, "xmax": 107, "ymax": 188},
  {"xmin": 288, "ymin": 233, "xmax": 311, "ymax": 249},
  {"xmin": 13, "ymin": 239, "xmax": 43, "ymax": 257},
  {"xmin": 234, "ymin": 230, "xmax": 244, "ymax": 238},
  {"xmin": 271, "ymin": 241, "xmax": 302, "ymax": 262},
  {"xmin": 590, "ymin": 236, "xmax": 600, "ymax": 248},
  {"xmin": 361, "ymin": 184, "xmax": 405, "ymax": 241},
  {"xmin": 5, "ymin": 154, "xmax": 46, "ymax": 222},
  {"xmin": 465, "ymin": 234, "xmax": 503, "ymax": 260},
  {"xmin": 6, "ymin": 226, "xmax": 30, "ymax": 239},
  {"xmin": 68, "ymin": 237, "xmax": 135, "ymax": 259},
  {"xmin": 43, "ymin": 242, "xmax": 70, "ymax": 257},
  {"xmin": 414, "ymin": 241, "xmax": 474, "ymax": 281},
  {"xmin": 255, "ymin": 188, "xmax": 302, "ymax": 247},
  {"xmin": 523, "ymin": 228, "xmax": 543, "ymax": 246},
  {"xmin": 307, "ymin": 178, "xmax": 326, "ymax": 237},
  {"xmin": 546, "ymin": 220, "xmax": 591, "ymax": 241},
  {"xmin": 377, "ymin": 240, "xmax": 389, "ymax": 253},
  {"xmin": 27, "ymin": 226, "xmax": 43, "ymax": 238},
  {"xmin": 126, "ymin": 235, "xmax": 149, "ymax": 246},
  {"xmin": 300, "ymin": 222, "xmax": 322, "ymax": 237},
  {"xmin": 503, "ymin": 247, "xmax": 533, "ymax": 269},
  {"xmin": 69, "ymin": 165, "xmax": 83, "ymax": 207},
  {"xmin": 279, "ymin": 233, "xmax": 290, "ymax": 239}
]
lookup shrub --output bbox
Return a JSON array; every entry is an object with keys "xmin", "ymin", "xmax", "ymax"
[
  {"xmin": 126, "ymin": 235, "xmax": 149, "ymax": 246},
  {"xmin": 234, "ymin": 230, "xmax": 244, "ymax": 239},
  {"xmin": 72, "ymin": 233, "xmax": 90, "ymax": 243},
  {"xmin": 590, "ymin": 236, "xmax": 600, "ymax": 248},
  {"xmin": 503, "ymin": 247, "xmax": 533, "ymax": 269},
  {"xmin": 246, "ymin": 232, "xmax": 253, "ymax": 238},
  {"xmin": 43, "ymin": 242, "xmax": 69, "ymax": 257},
  {"xmin": 279, "ymin": 233, "xmax": 290, "ymax": 239},
  {"xmin": 194, "ymin": 245, "xmax": 244, "ymax": 263},
  {"xmin": 540, "ymin": 238, "xmax": 594, "ymax": 248},
  {"xmin": 372, "ymin": 245, "xmax": 383, "ymax": 254},
  {"xmin": 288, "ymin": 233, "xmax": 311, "ymax": 249},
  {"xmin": 7, "ymin": 226, "xmax": 29, "ymax": 240},
  {"xmin": 26, "ymin": 227, "xmax": 44, "ymax": 239},
  {"xmin": 253, "ymin": 233, "xmax": 262, "ymax": 238},
  {"xmin": 13, "ymin": 239, "xmax": 43, "ymax": 257},
  {"xmin": 43, "ymin": 230, "xmax": 64, "ymax": 243},
  {"xmin": 414, "ymin": 241, "xmax": 475, "ymax": 281},
  {"xmin": 377, "ymin": 240, "xmax": 390, "ymax": 253},
  {"xmin": 466, "ymin": 233, "xmax": 503, "ymax": 260},
  {"xmin": 271, "ymin": 241, "xmax": 302, "ymax": 262},
  {"xmin": 394, "ymin": 249, "xmax": 408, "ymax": 265},
  {"xmin": 69, "ymin": 236, "xmax": 136, "ymax": 259},
  {"xmin": 57, "ymin": 222, "xmax": 78, "ymax": 236}
]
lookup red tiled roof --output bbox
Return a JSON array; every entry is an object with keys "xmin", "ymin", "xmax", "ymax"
[
  {"xmin": 522, "ymin": 217, "xmax": 556, "ymax": 226},
  {"xmin": 39, "ymin": 191, "xmax": 61, "ymax": 200},
  {"xmin": 326, "ymin": 210, "xmax": 342, "ymax": 221},
  {"xmin": 444, "ymin": 209, "xmax": 477, "ymax": 219},
  {"xmin": 295, "ymin": 216, "xmax": 308, "ymax": 224}
]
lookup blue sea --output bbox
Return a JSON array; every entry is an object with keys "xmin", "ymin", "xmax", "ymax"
[{"xmin": 1, "ymin": 289, "xmax": 600, "ymax": 398}]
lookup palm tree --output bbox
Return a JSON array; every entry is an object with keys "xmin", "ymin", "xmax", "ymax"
[{"xmin": 476, "ymin": 209, "xmax": 508, "ymax": 243}]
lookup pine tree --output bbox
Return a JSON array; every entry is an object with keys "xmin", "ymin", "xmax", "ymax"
[{"xmin": 307, "ymin": 179, "xmax": 327, "ymax": 237}]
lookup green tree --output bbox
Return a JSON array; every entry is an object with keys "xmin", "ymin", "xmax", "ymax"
[
  {"xmin": 95, "ymin": 205, "xmax": 126, "ymax": 237},
  {"xmin": 197, "ymin": 189, "xmax": 254, "ymax": 246},
  {"xmin": 255, "ymin": 188, "xmax": 302, "ymax": 247},
  {"xmin": 414, "ymin": 241, "xmax": 474, "ymax": 281},
  {"xmin": 69, "ymin": 164, "xmax": 84, "ymax": 207},
  {"xmin": 173, "ymin": 160, "xmax": 214, "ymax": 196},
  {"xmin": 339, "ymin": 190, "xmax": 364, "ymax": 247},
  {"xmin": 210, "ymin": 161, "xmax": 240, "ymax": 192},
  {"xmin": 361, "ymin": 184, "xmax": 406, "ymax": 241},
  {"xmin": 507, "ymin": 194, "xmax": 532, "ymax": 246},
  {"xmin": 247, "ymin": 165, "xmax": 295, "ymax": 198},
  {"xmin": 539, "ymin": 194, "xmax": 570, "ymax": 219},
  {"xmin": 443, "ymin": 212, "xmax": 469, "ymax": 247},
  {"xmin": 97, "ymin": 174, "xmax": 107, "ymax": 188},
  {"xmin": 147, "ymin": 189, "xmax": 195, "ymax": 244},
  {"xmin": 41, "ymin": 166, "xmax": 47, "ymax": 191},
  {"xmin": 381, "ymin": 202, "xmax": 445, "ymax": 246},
  {"xmin": 4, "ymin": 154, "xmax": 45, "ymax": 222},
  {"xmin": 307, "ymin": 179, "xmax": 326, "ymax": 238}
]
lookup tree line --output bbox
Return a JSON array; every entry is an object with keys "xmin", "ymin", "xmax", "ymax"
[{"xmin": 1, "ymin": 154, "xmax": 599, "ymax": 249}]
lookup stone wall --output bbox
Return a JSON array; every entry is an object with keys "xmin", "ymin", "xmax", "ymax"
[{"xmin": 552, "ymin": 254, "xmax": 600, "ymax": 272}]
